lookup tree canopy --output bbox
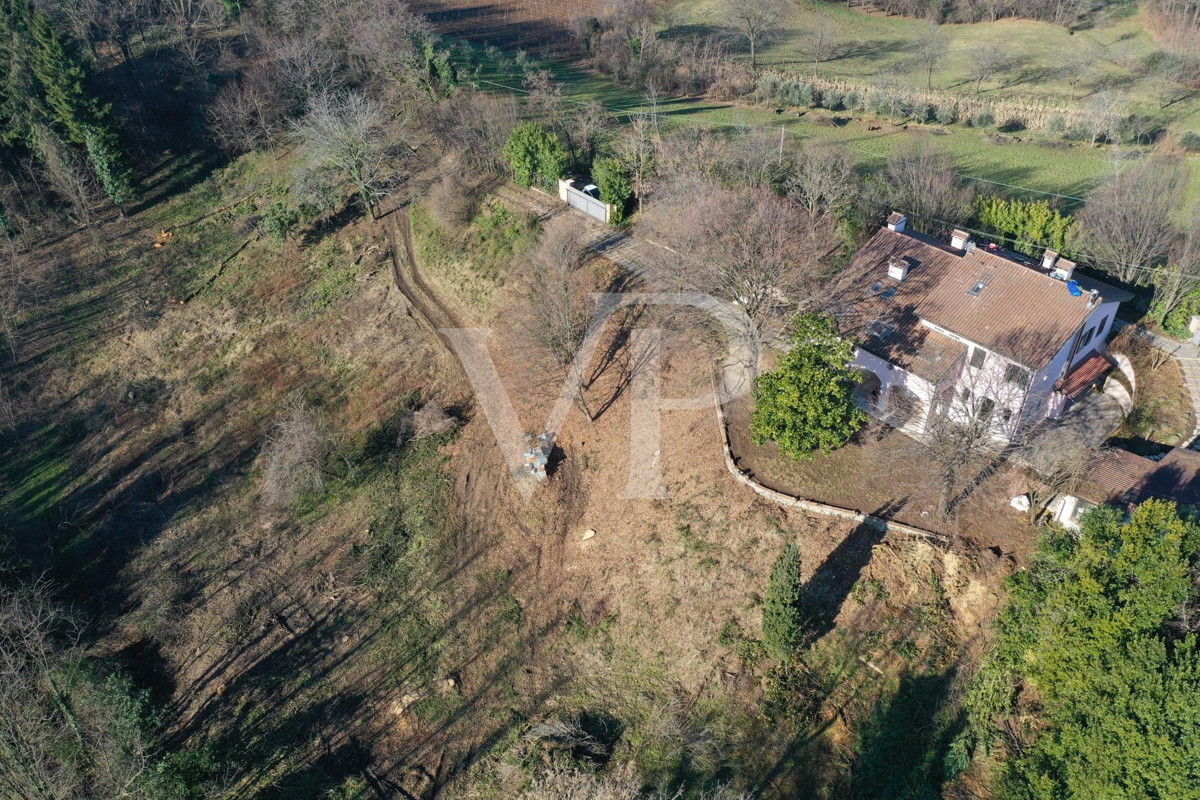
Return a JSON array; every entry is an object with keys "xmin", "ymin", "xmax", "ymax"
[
  {"xmin": 958, "ymin": 500, "xmax": 1200, "ymax": 798},
  {"xmin": 503, "ymin": 121, "xmax": 567, "ymax": 191},
  {"xmin": 751, "ymin": 312, "xmax": 867, "ymax": 460},
  {"xmin": 0, "ymin": 0, "xmax": 134, "ymax": 209}
]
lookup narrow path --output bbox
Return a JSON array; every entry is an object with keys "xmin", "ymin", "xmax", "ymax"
[
  {"xmin": 384, "ymin": 207, "xmax": 462, "ymax": 336},
  {"xmin": 1113, "ymin": 319, "xmax": 1200, "ymax": 448},
  {"xmin": 495, "ymin": 183, "xmax": 760, "ymax": 401}
]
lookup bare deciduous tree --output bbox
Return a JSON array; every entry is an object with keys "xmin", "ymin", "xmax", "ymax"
[
  {"xmin": 640, "ymin": 180, "xmax": 837, "ymax": 330},
  {"xmin": 786, "ymin": 142, "xmax": 858, "ymax": 219},
  {"xmin": 208, "ymin": 70, "xmax": 283, "ymax": 155},
  {"xmin": 801, "ymin": 16, "xmax": 839, "ymax": 75},
  {"xmin": 1075, "ymin": 157, "xmax": 1182, "ymax": 285},
  {"xmin": 261, "ymin": 399, "xmax": 332, "ymax": 508},
  {"xmin": 882, "ymin": 139, "xmax": 973, "ymax": 234},
  {"xmin": 913, "ymin": 22, "xmax": 947, "ymax": 90},
  {"xmin": 570, "ymin": 101, "xmax": 614, "ymax": 170},
  {"xmin": 617, "ymin": 111, "xmax": 657, "ymax": 216},
  {"xmin": 269, "ymin": 38, "xmax": 345, "ymax": 112},
  {"xmin": 427, "ymin": 168, "xmax": 481, "ymax": 230},
  {"xmin": 1063, "ymin": 44, "xmax": 1101, "ymax": 101},
  {"xmin": 1016, "ymin": 424, "xmax": 1103, "ymax": 523},
  {"xmin": 437, "ymin": 90, "xmax": 520, "ymax": 174},
  {"xmin": 968, "ymin": 42, "xmax": 1010, "ymax": 93},
  {"xmin": 33, "ymin": 127, "xmax": 95, "ymax": 231},
  {"xmin": 727, "ymin": 0, "xmax": 790, "ymax": 72},
  {"xmin": 1152, "ymin": 217, "xmax": 1200, "ymax": 324},
  {"xmin": 292, "ymin": 91, "xmax": 395, "ymax": 220},
  {"xmin": 899, "ymin": 361, "xmax": 1031, "ymax": 520},
  {"xmin": 522, "ymin": 220, "xmax": 599, "ymax": 421}
]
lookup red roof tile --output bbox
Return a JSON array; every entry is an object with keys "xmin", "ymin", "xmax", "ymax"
[
  {"xmin": 833, "ymin": 228, "xmax": 1121, "ymax": 371},
  {"xmin": 1082, "ymin": 447, "xmax": 1200, "ymax": 506},
  {"xmin": 1055, "ymin": 352, "xmax": 1114, "ymax": 399}
]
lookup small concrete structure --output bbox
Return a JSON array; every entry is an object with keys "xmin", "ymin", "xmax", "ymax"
[
  {"xmin": 559, "ymin": 178, "xmax": 614, "ymax": 224},
  {"xmin": 524, "ymin": 433, "xmax": 555, "ymax": 481}
]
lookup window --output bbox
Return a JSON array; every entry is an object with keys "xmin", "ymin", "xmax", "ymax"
[
  {"xmin": 1001, "ymin": 408, "xmax": 1013, "ymax": 423},
  {"xmin": 1096, "ymin": 316, "xmax": 1108, "ymax": 337},
  {"xmin": 1004, "ymin": 363, "xmax": 1030, "ymax": 386},
  {"xmin": 1080, "ymin": 326, "xmax": 1095, "ymax": 349},
  {"xmin": 967, "ymin": 279, "xmax": 986, "ymax": 297},
  {"xmin": 970, "ymin": 348, "xmax": 986, "ymax": 369},
  {"xmin": 978, "ymin": 397, "xmax": 995, "ymax": 420},
  {"xmin": 1070, "ymin": 499, "xmax": 1097, "ymax": 524}
]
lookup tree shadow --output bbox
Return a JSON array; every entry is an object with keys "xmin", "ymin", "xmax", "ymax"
[
  {"xmin": 802, "ymin": 502, "xmax": 904, "ymax": 640},
  {"xmin": 850, "ymin": 667, "xmax": 966, "ymax": 798}
]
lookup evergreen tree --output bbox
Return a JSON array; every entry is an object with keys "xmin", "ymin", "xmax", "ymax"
[
  {"xmin": 0, "ymin": 0, "xmax": 135, "ymax": 210},
  {"xmin": 593, "ymin": 156, "xmax": 632, "ymax": 225},
  {"xmin": 751, "ymin": 312, "xmax": 867, "ymax": 461},
  {"xmin": 762, "ymin": 542, "xmax": 806, "ymax": 660}
]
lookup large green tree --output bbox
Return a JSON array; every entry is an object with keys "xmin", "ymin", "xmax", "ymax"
[
  {"xmin": 751, "ymin": 312, "xmax": 867, "ymax": 460},
  {"xmin": 958, "ymin": 500, "xmax": 1200, "ymax": 798},
  {"xmin": 762, "ymin": 541, "xmax": 806, "ymax": 660},
  {"xmin": 503, "ymin": 121, "xmax": 566, "ymax": 191}
]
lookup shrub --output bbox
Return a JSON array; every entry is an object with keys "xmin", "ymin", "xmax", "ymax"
[
  {"xmin": 1181, "ymin": 132, "xmax": 1200, "ymax": 152},
  {"xmin": 1064, "ymin": 124, "xmax": 1090, "ymax": 141},
  {"xmin": 760, "ymin": 73, "xmax": 782, "ymax": 98},
  {"xmin": 820, "ymin": 88, "xmax": 844, "ymax": 110},
  {"xmin": 762, "ymin": 542, "xmax": 806, "ymax": 660},
  {"xmin": 592, "ymin": 156, "xmax": 633, "ymax": 225},
  {"xmin": 970, "ymin": 109, "xmax": 995, "ymax": 128},
  {"xmin": 914, "ymin": 102, "xmax": 936, "ymax": 123},
  {"xmin": 935, "ymin": 104, "xmax": 957, "ymax": 125},
  {"xmin": 503, "ymin": 121, "xmax": 567, "ymax": 190},
  {"xmin": 261, "ymin": 399, "xmax": 331, "ymax": 508},
  {"xmin": 843, "ymin": 89, "xmax": 862, "ymax": 111},
  {"xmin": 1046, "ymin": 114, "xmax": 1067, "ymax": 135},
  {"xmin": 778, "ymin": 80, "xmax": 814, "ymax": 107},
  {"xmin": 261, "ymin": 201, "xmax": 300, "ymax": 243}
]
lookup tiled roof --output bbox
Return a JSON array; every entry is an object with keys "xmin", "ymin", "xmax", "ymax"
[
  {"xmin": 1054, "ymin": 352, "xmax": 1114, "ymax": 399},
  {"xmin": 1081, "ymin": 447, "xmax": 1200, "ymax": 506},
  {"xmin": 833, "ymin": 228, "xmax": 1117, "ymax": 370}
]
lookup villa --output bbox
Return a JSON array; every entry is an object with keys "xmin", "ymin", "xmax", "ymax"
[{"xmin": 833, "ymin": 213, "xmax": 1133, "ymax": 441}]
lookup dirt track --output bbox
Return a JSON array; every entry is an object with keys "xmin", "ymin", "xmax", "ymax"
[{"xmin": 386, "ymin": 207, "xmax": 463, "ymax": 336}]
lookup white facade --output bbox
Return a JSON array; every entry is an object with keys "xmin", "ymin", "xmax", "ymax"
[
  {"xmin": 851, "ymin": 347, "xmax": 937, "ymax": 437},
  {"xmin": 853, "ymin": 297, "xmax": 1120, "ymax": 442}
]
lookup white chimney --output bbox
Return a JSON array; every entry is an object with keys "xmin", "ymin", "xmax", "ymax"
[
  {"xmin": 1052, "ymin": 258, "xmax": 1076, "ymax": 281},
  {"xmin": 887, "ymin": 256, "xmax": 910, "ymax": 281},
  {"xmin": 951, "ymin": 229, "xmax": 972, "ymax": 250},
  {"xmin": 887, "ymin": 212, "xmax": 907, "ymax": 233},
  {"xmin": 1041, "ymin": 249, "xmax": 1059, "ymax": 270}
]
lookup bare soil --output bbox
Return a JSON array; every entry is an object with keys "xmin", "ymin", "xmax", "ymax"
[{"xmin": 724, "ymin": 394, "xmax": 1036, "ymax": 562}]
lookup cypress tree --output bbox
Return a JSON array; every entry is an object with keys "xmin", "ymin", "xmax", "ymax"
[
  {"xmin": 0, "ymin": 0, "xmax": 135, "ymax": 209},
  {"xmin": 762, "ymin": 542, "xmax": 806, "ymax": 660}
]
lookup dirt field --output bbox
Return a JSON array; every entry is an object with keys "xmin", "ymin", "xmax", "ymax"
[{"xmin": 409, "ymin": 0, "xmax": 605, "ymax": 55}]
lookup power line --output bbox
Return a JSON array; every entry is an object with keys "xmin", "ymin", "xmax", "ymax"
[
  {"xmin": 472, "ymin": 77, "xmax": 1094, "ymax": 203},
  {"xmin": 892, "ymin": 209, "xmax": 1177, "ymax": 280},
  {"xmin": 473, "ymin": 77, "xmax": 1174, "ymax": 279}
]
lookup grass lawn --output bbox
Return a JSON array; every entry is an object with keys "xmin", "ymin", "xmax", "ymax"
[
  {"xmin": 471, "ymin": 47, "xmax": 1200, "ymax": 208},
  {"xmin": 672, "ymin": 0, "xmax": 1200, "ymax": 131}
]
